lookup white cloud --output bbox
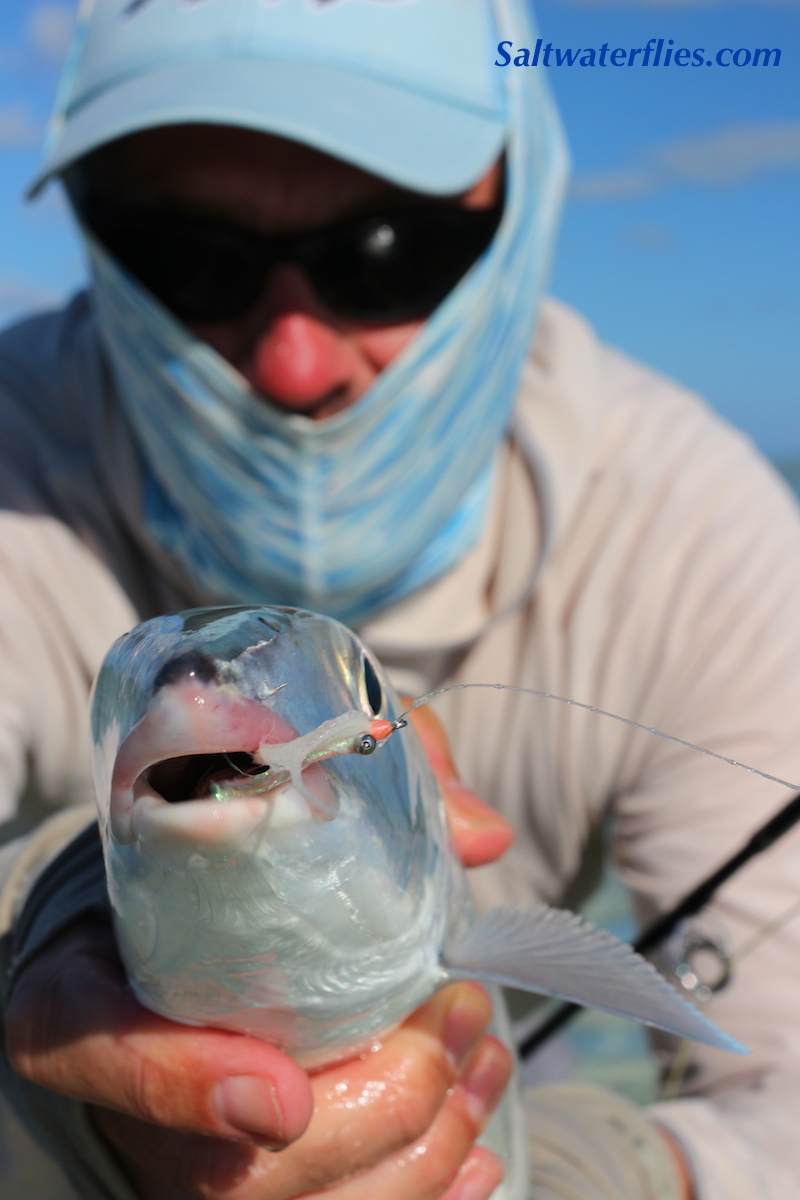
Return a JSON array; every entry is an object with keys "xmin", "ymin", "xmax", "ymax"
[
  {"xmin": 0, "ymin": 278, "xmax": 60, "ymax": 313},
  {"xmin": 572, "ymin": 168, "xmax": 652, "ymax": 201},
  {"xmin": 0, "ymin": 104, "xmax": 42, "ymax": 148},
  {"xmin": 28, "ymin": 3, "xmax": 75, "ymax": 63},
  {"xmin": 572, "ymin": 120, "xmax": 800, "ymax": 201},
  {"xmin": 658, "ymin": 121, "xmax": 800, "ymax": 185},
  {"xmin": 623, "ymin": 223, "xmax": 673, "ymax": 249}
]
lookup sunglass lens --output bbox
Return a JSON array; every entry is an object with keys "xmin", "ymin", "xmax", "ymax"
[
  {"xmin": 310, "ymin": 209, "xmax": 500, "ymax": 321},
  {"xmin": 87, "ymin": 210, "xmax": 267, "ymax": 322},
  {"xmin": 83, "ymin": 203, "xmax": 501, "ymax": 325}
]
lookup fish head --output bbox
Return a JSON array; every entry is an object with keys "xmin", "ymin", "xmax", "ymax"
[
  {"xmin": 91, "ymin": 606, "xmax": 451, "ymax": 1055},
  {"xmin": 92, "ymin": 604, "xmax": 437, "ymax": 851}
]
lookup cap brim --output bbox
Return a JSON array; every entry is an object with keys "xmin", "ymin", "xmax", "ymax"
[{"xmin": 28, "ymin": 58, "xmax": 507, "ymax": 199}]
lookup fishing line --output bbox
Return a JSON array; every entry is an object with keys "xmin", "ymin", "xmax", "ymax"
[
  {"xmin": 399, "ymin": 684, "xmax": 800, "ymax": 794},
  {"xmin": 731, "ymin": 893, "xmax": 800, "ymax": 965},
  {"xmin": 221, "ymin": 752, "xmax": 269, "ymax": 779},
  {"xmin": 394, "ymin": 683, "xmax": 800, "ymax": 1058},
  {"xmin": 215, "ymin": 753, "xmax": 272, "ymax": 801},
  {"xmin": 660, "ymin": 893, "xmax": 800, "ymax": 1100}
]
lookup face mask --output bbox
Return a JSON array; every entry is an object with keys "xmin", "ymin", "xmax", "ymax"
[{"xmin": 86, "ymin": 4, "xmax": 567, "ymax": 627}]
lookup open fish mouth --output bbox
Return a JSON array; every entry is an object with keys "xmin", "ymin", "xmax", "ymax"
[
  {"xmin": 108, "ymin": 678, "xmax": 390, "ymax": 845},
  {"xmin": 109, "ymin": 679, "xmax": 317, "ymax": 845},
  {"xmin": 146, "ymin": 751, "xmax": 268, "ymax": 804},
  {"xmin": 125, "ymin": 748, "xmax": 318, "ymax": 848}
]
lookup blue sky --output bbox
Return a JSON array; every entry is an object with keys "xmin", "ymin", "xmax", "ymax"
[
  {"xmin": 0, "ymin": 0, "xmax": 798, "ymax": 455},
  {"xmin": 536, "ymin": 0, "xmax": 800, "ymax": 457}
]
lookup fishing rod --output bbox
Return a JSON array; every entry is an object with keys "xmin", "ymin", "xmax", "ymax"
[
  {"xmin": 395, "ymin": 682, "xmax": 800, "ymax": 1057},
  {"xmin": 518, "ymin": 788, "xmax": 800, "ymax": 1059}
]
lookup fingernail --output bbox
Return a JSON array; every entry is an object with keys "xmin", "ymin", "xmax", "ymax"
[
  {"xmin": 443, "ymin": 988, "xmax": 490, "ymax": 1071},
  {"xmin": 452, "ymin": 1170, "xmax": 500, "ymax": 1200},
  {"xmin": 213, "ymin": 1076, "xmax": 287, "ymax": 1146},
  {"xmin": 449, "ymin": 1156, "xmax": 503, "ymax": 1200},
  {"xmin": 463, "ymin": 1047, "xmax": 510, "ymax": 1124}
]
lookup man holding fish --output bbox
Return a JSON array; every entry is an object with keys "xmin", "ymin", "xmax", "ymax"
[{"xmin": 2, "ymin": 2, "xmax": 800, "ymax": 1199}]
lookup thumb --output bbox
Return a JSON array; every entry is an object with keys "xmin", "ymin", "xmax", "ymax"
[{"xmin": 6, "ymin": 920, "xmax": 313, "ymax": 1148}]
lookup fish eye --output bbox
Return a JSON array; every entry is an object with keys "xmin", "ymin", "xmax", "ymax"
[{"xmin": 362, "ymin": 655, "xmax": 383, "ymax": 716}]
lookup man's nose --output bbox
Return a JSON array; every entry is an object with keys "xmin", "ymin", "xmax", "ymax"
[
  {"xmin": 250, "ymin": 266, "xmax": 363, "ymax": 413},
  {"xmin": 253, "ymin": 312, "xmax": 357, "ymax": 411}
]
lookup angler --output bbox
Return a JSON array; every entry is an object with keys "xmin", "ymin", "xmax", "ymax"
[{"xmin": 3, "ymin": 3, "xmax": 800, "ymax": 1200}]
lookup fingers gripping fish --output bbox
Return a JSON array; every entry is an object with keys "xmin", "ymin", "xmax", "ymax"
[{"xmin": 91, "ymin": 605, "xmax": 744, "ymax": 1200}]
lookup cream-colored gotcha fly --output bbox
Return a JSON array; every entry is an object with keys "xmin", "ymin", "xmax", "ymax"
[{"xmin": 91, "ymin": 605, "xmax": 745, "ymax": 1200}]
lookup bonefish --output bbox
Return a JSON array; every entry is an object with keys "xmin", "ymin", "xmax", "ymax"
[{"xmin": 91, "ymin": 604, "xmax": 745, "ymax": 1200}]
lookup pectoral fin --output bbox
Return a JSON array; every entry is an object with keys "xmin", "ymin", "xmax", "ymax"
[{"xmin": 443, "ymin": 904, "xmax": 746, "ymax": 1054}]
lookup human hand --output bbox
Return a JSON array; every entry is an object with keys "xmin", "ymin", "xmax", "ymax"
[{"xmin": 7, "ymin": 921, "xmax": 510, "ymax": 1200}]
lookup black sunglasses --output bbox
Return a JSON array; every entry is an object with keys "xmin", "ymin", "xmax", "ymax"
[{"xmin": 80, "ymin": 199, "xmax": 503, "ymax": 325}]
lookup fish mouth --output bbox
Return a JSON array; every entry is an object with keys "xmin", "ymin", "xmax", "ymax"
[
  {"xmin": 146, "ymin": 751, "xmax": 266, "ymax": 805},
  {"xmin": 110, "ymin": 681, "xmax": 325, "ymax": 846}
]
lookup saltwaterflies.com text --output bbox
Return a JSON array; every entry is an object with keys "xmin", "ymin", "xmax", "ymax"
[{"xmin": 495, "ymin": 40, "xmax": 781, "ymax": 68}]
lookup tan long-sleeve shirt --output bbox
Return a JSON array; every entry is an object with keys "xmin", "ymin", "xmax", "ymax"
[{"xmin": 1, "ymin": 294, "xmax": 800, "ymax": 1199}]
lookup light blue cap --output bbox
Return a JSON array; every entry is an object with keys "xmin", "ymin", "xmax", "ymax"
[{"xmin": 30, "ymin": 0, "xmax": 509, "ymax": 197}]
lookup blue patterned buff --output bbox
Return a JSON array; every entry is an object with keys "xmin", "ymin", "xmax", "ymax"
[{"xmin": 85, "ymin": 0, "xmax": 568, "ymax": 626}]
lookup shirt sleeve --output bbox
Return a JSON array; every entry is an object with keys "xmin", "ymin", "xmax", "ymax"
[
  {"xmin": 0, "ymin": 814, "xmax": 139, "ymax": 1200},
  {"xmin": 0, "ymin": 511, "xmax": 138, "ymax": 829},
  {"xmin": 599, "ymin": 412, "xmax": 800, "ymax": 1200},
  {"xmin": 0, "ymin": 509, "xmax": 140, "ymax": 1196}
]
